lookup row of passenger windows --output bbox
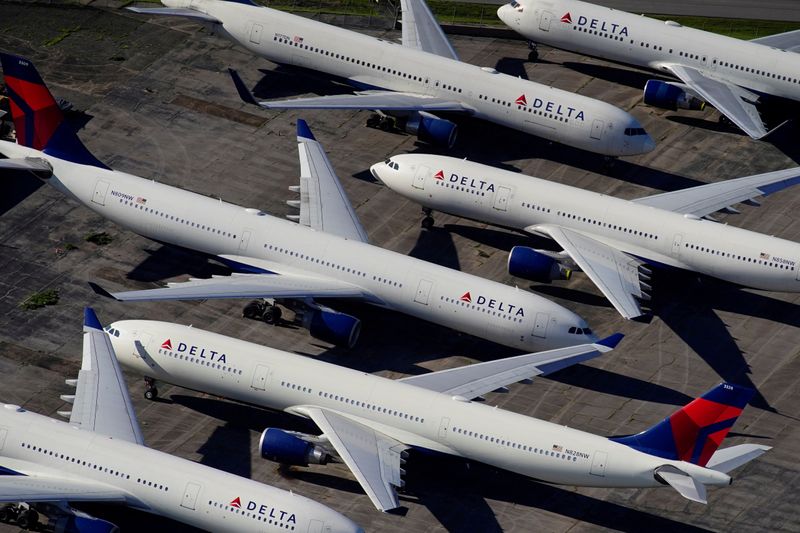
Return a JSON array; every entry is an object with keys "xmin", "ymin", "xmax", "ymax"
[
  {"xmin": 557, "ymin": 211, "xmax": 659, "ymax": 240},
  {"xmin": 451, "ymin": 426, "xmax": 579, "ymax": 462},
  {"xmin": 517, "ymin": 104, "xmax": 571, "ymax": 123},
  {"xmin": 573, "ymin": 25, "xmax": 626, "ymax": 42},
  {"xmin": 440, "ymin": 296, "xmax": 524, "ymax": 323},
  {"xmin": 522, "ymin": 202, "xmax": 551, "ymax": 213},
  {"xmin": 21, "ymin": 441, "xmax": 147, "ymax": 484},
  {"xmin": 713, "ymin": 59, "xmax": 799, "ymax": 83},
  {"xmin": 210, "ymin": 500, "xmax": 296, "ymax": 530},
  {"xmin": 119, "ymin": 198, "xmax": 237, "ymax": 239},
  {"xmin": 263, "ymin": 243, "xmax": 404, "ymax": 288},
  {"xmin": 684, "ymin": 243, "xmax": 796, "ymax": 270},
  {"xmin": 316, "ymin": 388, "xmax": 425, "ymax": 423},
  {"xmin": 159, "ymin": 347, "xmax": 243, "ymax": 375},
  {"xmin": 434, "ymin": 179, "xmax": 487, "ymax": 196}
]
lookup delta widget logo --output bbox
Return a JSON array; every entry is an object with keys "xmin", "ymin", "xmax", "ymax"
[
  {"xmin": 561, "ymin": 12, "xmax": 572, "ymax": 23},
  {"xmin": 459, "ymin": 291, "xmax": 472, "ymax": 303},
  {"xmin": 161, "ymin": 339, "xmax": 173, "ymax": 350},
  {"xmin": 434, "ymin": 170, "xmax": 445, "ymax": 180},
  {"xmin": 515, "ymin": 94, "xmax": 528, "ymax": 106},
  {"xmin": 230, "ymin": 497, "xmax": 242, "ymax": 509}
]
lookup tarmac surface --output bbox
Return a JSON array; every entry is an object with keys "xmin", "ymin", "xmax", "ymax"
[{"xmin": 0, "ymin": 4, "xmax": 799, "ymax": 533}]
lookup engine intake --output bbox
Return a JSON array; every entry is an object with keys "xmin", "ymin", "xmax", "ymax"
[
  {"xmin": 508, "ymin": 246, "xmax": 572, "ymax": 283},
  {"xmin": 304, "ymin": 308, "xmax": 361, "ymax": 349},
  {"xmin": 644, "ymin": 80, "xmax": 705, "ymax": 111},
  {"xmin": 260, "ymin": 428, "xmax": 330, "ymax": 466},
  {"xmin": 405, "ymin": 111, "xmax": 458, "ymax": 148}
]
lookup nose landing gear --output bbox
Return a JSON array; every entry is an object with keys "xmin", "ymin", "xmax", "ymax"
[
  {"xmin": 144, "ymin": 376, "xmax": 158, "ymax": 400},
  {"xmin": 527, "ymin": 40, "xmax": 539, "ymax": 61},
  {"xmin": 421, "ymin": 207, "xmax": 435, "ymax": 229}
]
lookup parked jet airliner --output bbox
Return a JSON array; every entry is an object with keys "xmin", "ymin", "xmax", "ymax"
[
  {"xmin": 0, "ymin": 309, "xmax": 360, "ymax": 532},
  {"xmin": 498, "ymin": 0, "xmax": 800, "ymax": 138},
  {"xmin": 127, "ymin": 0, "xmax": 655, "ymax": 156},
  {"xmin": 108, "ymin": 319, "xmax": 769, "ymax": 511},
  {"xmin": 0, "ymin": 53, "xmax": 595, "ymax": 351},
  {"xmin": 370, "ymin": 154, "xmax": 800, "ymax": 319}
]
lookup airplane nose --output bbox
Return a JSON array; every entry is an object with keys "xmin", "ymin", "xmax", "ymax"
[
  {"xmin": 369, "ymin": 163, "xmax": 384, "ymax": 184},
  {"xmin": 497, "ymin": 5, "xmax": 510, "ymax": 24},
  {"xmin": 641, "ymin": 134, "xmax": 656, "ymax": 154}
]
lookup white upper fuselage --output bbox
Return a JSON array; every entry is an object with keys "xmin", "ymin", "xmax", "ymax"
[
  {"xmin": 0, "ymin": 405, "xmax": 359, "ymax": 532},
  {"xmin": 371, "ymin": 155, "xmax": 800, "ymax": 292},
  {"xmin": 109, "ymin": 320, "xmax": 731, "ymax": 492},
  {"xmin": 0, "ymin": 141, "xmax": 594, "ymax": 350},
  {"xmin": 498, "ymin": 0, "xmax": 800, "ymax": 102},
  {"xmin": 163, "ymin": 0, "xmax": 653, "ymax": 156}
]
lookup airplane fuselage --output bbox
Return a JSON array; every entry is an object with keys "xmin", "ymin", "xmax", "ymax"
[
  {"xmin": 0, "ymin": 141, "xmax": 594, "ymax": 350},
  {"xmin": 499, "ymin": 0, "xmax": 800, "ymax": 103},
  {"xmin": 163, "ymin": 0, "xmax": 653, "ymax": 156},
  {"xmin": 372, "ymin": 155, "xmax": 800, "ymax": 292},
  {"xmin": 0, "ymin": 405, "xmax": 358, "ymax": 532},
  {"xmin": 110, "ymin": 321, "xmax": 732, "ymax": 493}
]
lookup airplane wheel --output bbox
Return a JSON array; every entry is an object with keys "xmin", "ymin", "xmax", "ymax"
[
  {"xmin": 421, "ymin": 216, "xmax": 434, "ymax": 229},
  {"xmin": 528, "ymin": 50, "xmax": 538, "ymax": 62},
  {"xmin": 263, "ymin": 306, "xmax": 282, "ymax": 325},
  {"xmin": 378, "ymin": 119, "xmax": 392, "ymax": 131},
  {"xmin": 0, "ymin": 504, "xmax": 17, "ymax": 522},
  {"xmin": 17, "ymin": 509, "xmax": 38, "ymax": 529},
  {"xmin": 144, "ymin": 387, "xmax": 158, "ymax": 400},
  {"xmin": 243, "ymin": 299, "xmax": 266, "ymax": 319},
  {"xmin": 366, "ymin": 115, "xmax": 380, "ymax": 128}
]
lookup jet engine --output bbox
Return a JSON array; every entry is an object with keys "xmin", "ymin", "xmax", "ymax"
[
  {"xmin": 508, "ymin": 246, "xmax": 572, "ymax": 283},
  {"xmin": 56, "ymin": 514, "xmax": 120, "ymax": 533},
  {"xmin": 643, "ymin": 80, "xmax": 705, "ymax": 111},
  {"xmin": 405, "ymin": 111, "xmax": 458, "ymax": 149},
  {"xmin": 302, "ymin": 307, "xmax": 361, "ymax": 349},
  {"xmin": 259, "ymin": 428, "xmax": 331, "ymax": 466}
]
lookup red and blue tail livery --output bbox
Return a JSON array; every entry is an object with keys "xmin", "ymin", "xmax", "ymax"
[
  {"xmin": 611, "ymin": 382, "xmax": 754, "ymax": 466},
  {"xmin": 0, "ymin": 52, "xmax": 107, "ymax": 169}
]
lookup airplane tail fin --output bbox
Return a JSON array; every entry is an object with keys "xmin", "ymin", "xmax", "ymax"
[
  {"xmin": 0, "ymin": 53, "xmax": 107, "ymax": 169},
  {"xmin": 611, "ymin": 382, "xmax": 754, "ymax": 467}
]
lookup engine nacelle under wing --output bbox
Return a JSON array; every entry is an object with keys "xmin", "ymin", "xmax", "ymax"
[
  {"xmin": 508, "ymin": 246, "xmax": 572, "ymax": 283},
  {"xmin": 259, "ymin": 428, "xmax": 330, "ymax": 466},
  {"xmin": 644, "ymin": 80, "xmax": 705, "ymax": 111},
  {"xmin": 303, "ymin": 308, "xmax": 361, "ymax": 349},
  {"xmin": 405, "ymin": 111, "xmax": 458, "ymax": 148}
]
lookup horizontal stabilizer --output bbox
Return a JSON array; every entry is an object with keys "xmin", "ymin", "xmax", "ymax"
[
  {"xmin": 706, "ymin": 443, "xmax": 772, "ymax": 473},
  {"xmin": 0, "ymin": 157, "xmax": 53, "ymax": 179},
  {"xmin": 655, "ymin": 465, "xmax": 707, "ymax": 504}
]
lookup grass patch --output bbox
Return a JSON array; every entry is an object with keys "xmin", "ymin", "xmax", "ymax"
[
  {"xmin": 19, "ymin": 289, "xmax": 59, "ymax": 310},
  {"xmin": 44, "ymin": 25, "xmax": 82, "ymax": 47},
  {"xmin": 85, "ymin": 231, "xmax": 113, "ymax": 246}
]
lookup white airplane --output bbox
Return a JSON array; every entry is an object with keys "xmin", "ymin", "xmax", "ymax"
[
  {"xmin": 497, "ymin": 0, "xmax": 800, "ymax": 139},
  {"xmin": 0, "ymin": 53, "xmax": 596, "ymax": 351},
  {"xmin": 0, "ymin": 308, "xmax": 361, "ymax": 532},
  {"xmin": 107, "ymin": 319, "xmax": 770, "ymax": 511},
  {"xmin": 126, "ymin": 0, "xmax": 656, "ymax": 156},
  {"xmin": 369, "ymin": 154, "xmax": 800, "ymax": 319}
]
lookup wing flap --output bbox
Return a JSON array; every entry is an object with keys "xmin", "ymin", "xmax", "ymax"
[
  {"xmin": 400, "ymin": 334, "xmax": 622, "ymax": 399},
  {"xmin": 295, "ymin": 120, "xmax": 369, "ymax": 242},
  {"xmin": 126, "ymin": 7, "xmax": 221, "ymax": 24},
  {"xmin": 304, "ymin": 408, "xmax": 407, "ymax": 511},
  {"xmin": 89, "ymin": 272, "xmax": 371, "ymax": 302},
  {"xmin": 535, "ymin": 225, "xmax": 645, "ymax": 319},
  {"xmin": 667, "ymin": 64, "xmax": 769, "ymax": 139},
  {"xmin": 400, "ymin": 0, "xmax": 459, "ymax": 60},
  {"xmin": 633, "ymin": 167, "xmax": 800, "ymax": 217},
  {"xmin": 69, "ymin": 309, "xmax": 144, "ymax": 445}
]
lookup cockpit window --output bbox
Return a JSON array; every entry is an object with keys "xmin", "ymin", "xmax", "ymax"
[
  {"xmin": 568, "ymin": 327, "xmax": 591, "ymax": 335},
  {"xmin": 385, "ymin": 159, "xmax": 400, "ymax": 170},
  {"xmin": 624, "ymin": 128, "xmax": 647, "ymax": 136},
  {"xmin": 510, "ymin": 0, "xmax": 520, "ymax": 7}
]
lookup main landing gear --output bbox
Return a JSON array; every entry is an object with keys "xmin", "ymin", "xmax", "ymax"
[
  {"xmin": 0, "ymin": 504, "xmax": 39, "ymax": 530},
  {"xmin": 527, "ymin": 40, "xmax": 539, "ymax": 61},
  {"xmin": 421, "ymin": 207, "xmax": 434, "ymax": 229},
  {"xmin": 366, "ymin": 113, "xmax": 396, "ymax": 132},
  {"xmin": 243, "ymin": 298, "xmax": 283, "ymax": 325},
  {"xmin": 144, "ymin": 376, "xmax": 158, "ymax": 400}
]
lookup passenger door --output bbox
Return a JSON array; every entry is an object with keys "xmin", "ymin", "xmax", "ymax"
[
  {"xmin": 180, "ymin": 481, "xmax": 202, "ymax": 510},
  {"xmin": 590, "ymin": 119, "xmax": 604, "ymax": 140},
  {"xmin": 251, "ymin": 364, "xmax": 271, "ymax": 391},
  {"xmin": 249, "ymin": 23, "xmax": 263, "ymax": 44},
  {"xmin": 532, "ymin": 312, "xmax": 549, "ymax": 338},
  {"xmin": 92, "ymin": 180, "xmax": 109, "ymax": 206},
  {"xmin": 493, "ymin": 186, "xmax": 511, "ymax": 211},
  {"xmin": 539, "ymin": 11, "xmax": 553, "ymax": 31},
  {"xmin": 414, "ymin": 279, "xmax": 433, "ymax": 305},
  {"xmin": 413, "ymin": 165, "xmax": 429, "ymax": 190}
]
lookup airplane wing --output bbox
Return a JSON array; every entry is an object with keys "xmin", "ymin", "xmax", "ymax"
[
  {"xmin": 399, "ymin": 0, "xmax": 459, "ymax": 60},
  {"xmin": 303, "ymin": 407, "xmax": 408, "ymax": 512},
  {"xmin": 633, "ymin": 166, "xmax": 800, "ymax": 218},
  {"xmin": 751, "ymin": 29, "xmax": 800, "ymax": 53},
  {"xmin": 400, "ymin": 334, "xmax": 622, "ymax": 399},
  {"xmin": 294, "ymin": 120, "xmax": 369, "ymax": 242},
  {"xmin": 666, "ymin": 64, "xmax": 769, "ymax": 139},
  {"xmin": 68, "ymin": 309, "xmax": 144, "ymax": 445},
  {"xmin": 533, "ymin": 225, "xmax": 648, "ymax": 319},
  {"xmin": 229, "ymin": 69, "xmax": 472, "ymax": 112},
  {"xmin": 0, "ymin": 472, "xmax": 130, "ymax": 504},
  {"xmin": 88, "ymin": 272, "xmax": 374, "ymax": 302},
  {"xmin": 126, "ymin": 7, "xmax": 221, "ymax": 24}
]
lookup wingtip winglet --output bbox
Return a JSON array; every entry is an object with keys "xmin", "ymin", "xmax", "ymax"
[
  {"xmin": 228, "ymin": 68, "xmax": 259, "ymax": 106},
  {"xmin": 88, "ymin": 282, "xmax": 119, "ymax": 301},
  {"xmin": 297, "ymin": 119, "xmax": 315, "ymax": 141},
  {"xmin": 84, "ymin": 307, "xmax": 103, "ymax": 330},
  {"xmin": 596, "ymin": 332, "xmax": 624, "ymax": 349}
]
